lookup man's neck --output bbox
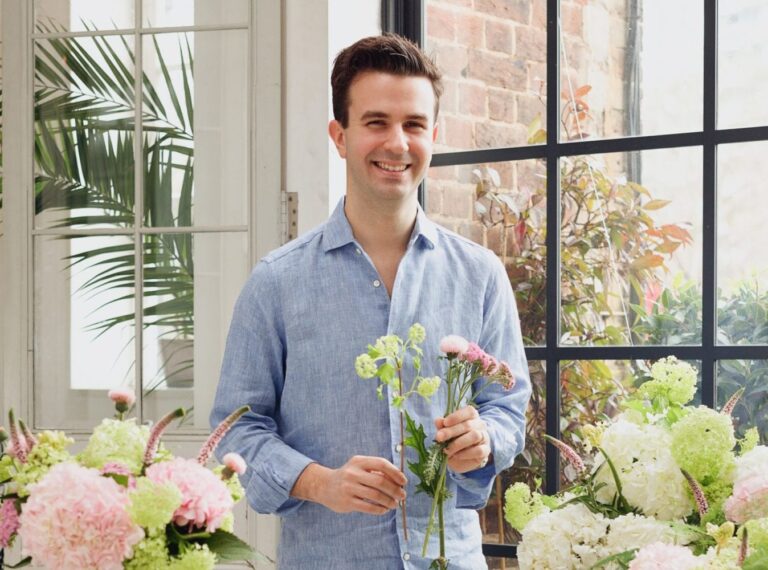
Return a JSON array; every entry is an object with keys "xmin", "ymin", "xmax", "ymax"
[{"xmin": 343, "ymin": 194, "xmax": 418, "ymax": 255}]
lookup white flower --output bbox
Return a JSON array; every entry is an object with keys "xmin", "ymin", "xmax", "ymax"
[
  {"xmin": 517, "ymin": 503, "xmax": 610, "ymax": 569},
  {"xmin": 605, "ymin": 513, "xmax": 689, "ymax": 554},
  {"xmin": 594, "ymin": 419, "xmax": 693, "ymax": 520},
  {"xmin": 734, "ymin": 445, "xmax": 768, "ymax": 485}
]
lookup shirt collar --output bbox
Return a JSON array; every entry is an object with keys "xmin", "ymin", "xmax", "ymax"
[{"xmin": 322, "ymin": 197, "xmax": 438, "ymax": 253}]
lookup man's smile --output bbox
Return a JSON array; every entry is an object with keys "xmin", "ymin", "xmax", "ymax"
[{"xmin": 373, "ymin": 161, "xmax": 411, "ymax": 172}]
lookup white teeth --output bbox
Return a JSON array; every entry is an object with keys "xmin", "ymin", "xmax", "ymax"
[{"xmin": 375, "ymin": 162, "xmax": 408, "ymax": 172}]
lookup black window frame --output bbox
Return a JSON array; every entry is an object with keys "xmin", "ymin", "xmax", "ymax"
[{"xmin": 385, "ymin": 0, "xmax": 768, "ymax": 561}]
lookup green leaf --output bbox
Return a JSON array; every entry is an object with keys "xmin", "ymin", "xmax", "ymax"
[
  {"xmin": 3, "ymin": 556, "xmax": 33, "ymax": 568},
  {"xmin": 202, "ymin": 529, "xmax": 273, "ymax": 564}
]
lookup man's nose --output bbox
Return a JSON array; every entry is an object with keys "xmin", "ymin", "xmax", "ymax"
[{"xmin": 383, "ymin": 126, "xmax": 409, "ymax": 154}]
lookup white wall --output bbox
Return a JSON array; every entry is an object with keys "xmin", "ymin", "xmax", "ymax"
[{"xmin": 284, "ymin": 0, "xmax": 380, "ymax": 235}]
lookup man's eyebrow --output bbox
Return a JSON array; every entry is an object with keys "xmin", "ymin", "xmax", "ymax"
[{"xmin": 359, "ymin": 111, "xmax": 429, "ymax": 122}]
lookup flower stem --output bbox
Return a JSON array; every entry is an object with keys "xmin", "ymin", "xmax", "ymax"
[
  {"xmin": 423, "ymin": 459, "xmax": 448, "ymax": 557},
  {"xmin": 398, "ymin": 367, "xmax": 409, "ymax": 542}
]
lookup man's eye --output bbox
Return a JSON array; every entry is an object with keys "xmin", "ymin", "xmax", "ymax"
[
  {"xmin": 367, "ymin": 120, "xmax": 385, "ymax": 126},
  {"xmin": 406, "ymin": 122, "xmax": 426, "ymax": 130}
]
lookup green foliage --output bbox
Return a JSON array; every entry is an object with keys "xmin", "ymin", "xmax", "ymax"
[{"xmin": 403, "ymin": 411, "xmax": 446, "ymax": 499}]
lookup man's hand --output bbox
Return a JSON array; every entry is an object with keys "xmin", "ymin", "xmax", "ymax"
[
  {"xmin": 291, "ymin": 456, "xmax": 407, "ymax": 515},
  {"xmin": 435, "ymin": 406, "xmax": 492, "ymax": 474}
]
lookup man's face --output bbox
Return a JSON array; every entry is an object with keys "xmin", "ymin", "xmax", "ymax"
[{"xmin": 329, "ymin": 71, "xmax": 438, "ymax": 206}]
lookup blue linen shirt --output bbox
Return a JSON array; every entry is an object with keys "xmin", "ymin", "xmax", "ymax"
[{"xmin": 210, "ymin": 198, "xmax": 531, "ymax": 569}]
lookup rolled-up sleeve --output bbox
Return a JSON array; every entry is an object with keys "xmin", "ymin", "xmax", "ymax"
[
  {"xmin": 210, "ymin": 261, "xmax": 315, "ymax": 516},
  {"xmin": 453, "ymin": 254, "xmax": 532, "ymax": 509}
]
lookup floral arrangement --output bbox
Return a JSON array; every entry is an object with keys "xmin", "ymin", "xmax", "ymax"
[
  {"xmin": 355, "ymin": 325, "xmax": 515, "ymax": 569},
  {"xmin": 504, "ymin": 357, "xmax": 768, "ymax": 569},
  {"xmin": 0, "ymin": 390, "xmax": 264, "ymax": 569}
]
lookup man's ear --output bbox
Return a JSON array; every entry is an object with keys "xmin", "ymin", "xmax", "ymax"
[
  {"xmin": 432, "ymin": 122, "xmax": 439, "ymax": 143},
  {"xmin": 328, "ymin": 120, "xmax": 347, "ymax": 159}
]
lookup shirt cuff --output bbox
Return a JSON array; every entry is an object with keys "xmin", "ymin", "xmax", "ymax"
[{"xmin": 246, "ymin": 443, "xmax": 315, "ymax": 516}]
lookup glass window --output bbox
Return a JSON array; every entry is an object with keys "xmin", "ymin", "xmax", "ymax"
[{"xmin": 31, "ymin": 0, "xmax": 251, "ymax": 432}]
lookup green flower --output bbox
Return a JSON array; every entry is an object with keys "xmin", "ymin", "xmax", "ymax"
[
  {"xmin": 639, "ymin": 356, "xmax": 697, "ymax": 406},
  {"xmin": 701, "ymin": 479, "xmax": 735, "ymax": 526},
  {"xmin": 355, "ymin": 354, "xmax": 378, "ymax": 379},
  {"xmin": 503, "ymin": 482, "xmax": 549, "ymax": 532},
  {"xmin": 214, "ymin": 465, "xmax": 245, "ymax": 502},
  {"xmin": 416, "ymin": 376, "xmax": 441, "ymax": 399},
  {"xmin": 79, "ymin": 418, "xmax": 150, "ymax": 474},
  {"xmin": 740, "ymin": 427, "xmax": 760, "ymax": 455},
  {"xmin": 671, "ymin": 406, "xmax": 736, "ymax": 484},
  {"xmin": 128, "ymin": 477, "xmax": 182, "ymax": 530},
  {"xmin": 408, "ymin": 323, "xmax": 426, "ymax": 345},
  {"xmin": 168, "ymin": 543, "xmax": 217, "ymax": 570},
  {"xmin": 0, "ymin": 455, "xmax": 13, "ymax": 482},
  {"xmin": 220, "ymin": 511, "xmax": 235, "ymax": 533},
  {"xmin": 745, "ymin": 518, "xmax": 768, "ymax": 552},
  {"xmin": 374, "ymin": 335, "xmax": 400, "ymax": 359},
  {"xmin": 12, "ymin": 430, "xmax": 73, "ymax": 497},
  {"xmin": 124, "ymin": 529, "xmax": 171, "ymax": 570}
]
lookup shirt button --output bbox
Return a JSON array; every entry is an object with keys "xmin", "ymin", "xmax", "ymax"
[
  {"xmin": 403, "ymin": 553, "xmax": 411, "ymax": 561},
  {"xmin": 373, "ymin": 279, "xmax": 381, "ymax": 288},
  {"xmin": 395, "ymin": 443, "xmax": 402, "ymax": 453},
  {"xmin": 355, "ymin": 248, "xmax": 362, "ymax": 255}
]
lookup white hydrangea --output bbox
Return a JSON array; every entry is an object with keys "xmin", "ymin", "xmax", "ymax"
[
  {"xmin": 517, "ymin": 503, "xmax": 610, "ymax": 569},
  {"xmin": 594, "ymin": 419, "xmax": 693, "ymax": 520},
  {"xmin": 604, "ymin": 513, "xmax": 688, "ymax": 554},
  {"xmin": 734, "ymin": 445, "xmax": 768, "ymax": 485}
]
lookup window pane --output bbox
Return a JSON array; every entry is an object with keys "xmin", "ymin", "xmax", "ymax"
[
  {"xmin": 718, "ymin": 2, "xmax": 768, "ymax": 129},
  {"xmin": 143, "ymin": 30, "xmax": 248, "ymax": 227},
  {"xmin": 34, "ymin": 234, "xmax": 136, "ymax": 429},
  {"xmin": 34, "ymin": 35, "xmax": 136, "ymax": 230},
  {"xmin": 560, "ymin": 359, "xmax": 701, "ymax": 482},
  {"xmin": 717, "ymin": 142, "xmax": 768, "ymax": 345},
  {"xmin": 425, "ymin": 0, "xmax": 543, "ymax": 151},
  {"xmin": 143, "ymin": 0, "xmax": 249, "ymax": 28},
  {"xmin": 427, "ymin": 160, "xmax": 547, "ymax": 346},
  {"xmin": 142, "ymin": 232, "xmax": 249, "ymax": 431},
  {"xmin": 480, "ymin": 361, "xmax": 545, "ymax": 558},
  {"xmin": 559, "ymin": 0, "xmax": 703, "ymax": 141},
  {"xmin": 36, "ymin": 0, "xmax": 134, "ymax": 32},
  {"xmin": 560, "ymin": 148, "xmax": 702, "ymax": 346},
  {"xmin": 717, "ymin": 360, "xmax": 768, "ymax": 444}
]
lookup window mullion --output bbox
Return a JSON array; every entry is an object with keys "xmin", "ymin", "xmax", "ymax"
[
  {"xmin": 701, "ymin": 0, "xmax": 717, "ymax": 408},
  {"xmin": 133, "ymin": 0, "xmax": 145, "ymax": 423},
  {"xmin": 544, "ymin": 0, "xmax": 562, "ymax": 497}
]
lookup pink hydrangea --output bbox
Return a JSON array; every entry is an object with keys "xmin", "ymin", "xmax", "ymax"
[
  {"xmin": 18, "ymin": 463, "xmax": 144, "ymax": 570},
  {"xmin": 101, "ymin": 462, "xmax": 137, "ymax": 488},
  {"xmin": 0, "ymin": 499, "xmax": 20, "ymax": 548},
  {"xmin": 629, "ymin": 542, "xmax": 700, "ymax": 569},
  {"xmin": 146, "ymin": 457, "xmax": 233, "ymax": 532},
  {"xmin": 724, "ymin": 473, "xmax": 768, "ymax": 523},
  {"xmin": 439, "ymin": 335, "xmax": 469, "ymax": 356},
  {"xmin": 223, "ymin": 453, "xmax": 247, "ymax": 475}
]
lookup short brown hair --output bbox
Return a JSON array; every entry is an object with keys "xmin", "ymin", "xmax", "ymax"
[{"xmin": 331, "ymin": 33, "xmax": 443, "ymax": 127}]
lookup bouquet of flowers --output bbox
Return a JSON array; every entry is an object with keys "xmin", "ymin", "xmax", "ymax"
[
  {"xmin": 0, "ymin": 390, "xmax": 265, "ymax": 569},
  {"xmin": 355, "ymin": 325, "xmax": 515, "ymax": 569},
  {"xmin": 505, "ymin": 357, "xmax": 768, "ymax": 569}
]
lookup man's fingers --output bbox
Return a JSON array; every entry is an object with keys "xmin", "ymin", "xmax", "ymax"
[
  {"xmin": 351, "ymin": 455, "xmax": 407, "ymax": 486},
  {"xmin": 436, "ymin": 417, "xmax": 485, "ymax": 443},
  {"xmin": 442, "ymin": 406, "xmax": 478, "ymax": 427},
  {"xmin": 351, "ymin": 498, "xmax": 389, "ymax": 516},
  {"xmin": 445, "ymin": 429, "xmax": 484, "ymax": 457},
  {"xmin": 361, "ymin": 471, "xmax": 407, "ymax": 502},
  {"xmin": 354, "ymin": 483, "xmax": 400, "ymax": 509}
]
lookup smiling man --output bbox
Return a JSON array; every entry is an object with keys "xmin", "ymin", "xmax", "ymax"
[{"xmin": 210, "ymin": 34, "xmax": 531, "ymax": 569}]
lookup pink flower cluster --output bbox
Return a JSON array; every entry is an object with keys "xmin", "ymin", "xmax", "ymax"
[
  {"xmin": 439, "ymin": 336, "xmax": 515, "ymax": 390},
  {"xmin": 0, "ymin": 499, "xmax": 20, "ymax": 548},
  {"xmin": 146, "ymin": 457, "xmax": 234, "ymax": 532},
  {"xmin": 724, "ymin": 472, "xmax": 768, "ymax": 523},
  {"xmin": 18, "ymin": 463, "xmax": 143, "ymax": 570},
  {"xmin": 629, "ymin": 542, "xmax": 700, "ymax": 569}
]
